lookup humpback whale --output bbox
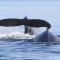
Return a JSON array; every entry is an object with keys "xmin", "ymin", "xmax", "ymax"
[
  {"xmin": 0, "ymin": 17, "xmax": 51, "ymax": 29},
  {"xmin": 1, "ymin": 17, "xmax": 60, "ymax": 44},
  {"xmin": 0, "ymin": 17, "xmax": 51, "ymax": 36}
]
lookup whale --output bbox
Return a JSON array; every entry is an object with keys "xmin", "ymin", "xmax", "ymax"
[
  {"xmin": 1, "ymin": 17, "xmax": 58, "ymax": 44},
  {"xmin": 0, "ymin": 17, "xmax": 51, "ymax": 29},
  {"xmin": 34, "ymin": 31, "xmax": 60, "ymax": 44}
]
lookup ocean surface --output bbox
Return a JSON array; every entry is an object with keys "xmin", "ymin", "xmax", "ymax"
[{"xmin": 0, "ymin": 39, "xmax": 60, "ymax": 60}]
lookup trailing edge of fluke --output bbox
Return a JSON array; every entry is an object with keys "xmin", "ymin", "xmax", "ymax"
[{"xmin": 0, "ymin": 17, "xmax": 51, "ymax": 29}]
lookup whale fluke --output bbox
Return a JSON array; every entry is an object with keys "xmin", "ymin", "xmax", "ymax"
[{"xmin": 0, "ymin": 17, "xmax": 51, "ymax": 29}]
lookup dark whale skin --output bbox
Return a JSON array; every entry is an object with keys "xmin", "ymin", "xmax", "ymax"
[{"xmin": 0, "ymin": 18, "xmax": 51, "ymax": 29}]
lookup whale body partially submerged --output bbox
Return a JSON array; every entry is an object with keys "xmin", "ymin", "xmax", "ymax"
[{"xmin": 34, "ymin": 31, "xmax": 60, "ymax": 43}]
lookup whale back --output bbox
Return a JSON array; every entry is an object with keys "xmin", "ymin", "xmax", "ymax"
[{"xmin": 34, "ymin": 31, "xmax": 60, "ymax": 43}]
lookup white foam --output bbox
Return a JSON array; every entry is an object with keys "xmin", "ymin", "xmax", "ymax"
[{"xmin": 0, "ymin": 32, "xmax": 36, "ymax": 39}]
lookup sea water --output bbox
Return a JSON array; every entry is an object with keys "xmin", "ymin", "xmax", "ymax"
[{"xmin": 0, "ymin": 39, "xmax": 60, "ymax": 60}]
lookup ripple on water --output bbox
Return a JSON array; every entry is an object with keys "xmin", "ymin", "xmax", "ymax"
[{"xmin": 0, "ymin": 40, "xmax": 60, "ymax": 60}]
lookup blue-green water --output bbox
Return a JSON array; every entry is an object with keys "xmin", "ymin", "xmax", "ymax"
[{"xmin": 0, "ymin": 39, "xmax": 60, "ymax": 60}]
